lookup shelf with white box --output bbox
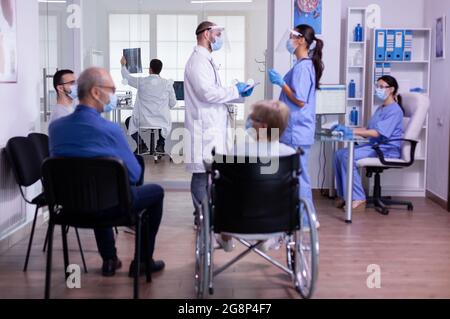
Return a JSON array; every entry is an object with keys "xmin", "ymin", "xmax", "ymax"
[
  {"xmin": 344, "ymin": 7, "xmax": 368, "ymax": 128},
  {"xmin": 369, "ymin": 28, "xmax": 431, "ymax": 197}
]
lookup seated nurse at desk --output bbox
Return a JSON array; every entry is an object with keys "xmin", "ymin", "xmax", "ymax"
[{"xmin": 332, "ymin": 75, "xmax": 405, "ymax": 212}]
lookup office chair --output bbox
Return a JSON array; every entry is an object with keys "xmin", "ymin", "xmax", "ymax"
[
  {"xmin": 5, "ymin": 136, "xmax": 87, "ymax": 272},
  {"xmin": 42, "ymin": 158, "xmax": 152, "ymax": 299},
  {"xmin": 357, "ymin": 93, "xmax": 430, "ymax": 215}
]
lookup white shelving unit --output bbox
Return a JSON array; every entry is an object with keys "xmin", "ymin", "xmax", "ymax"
[
  {"xmin": 344, "ymin": 8, "xmax": 367, "ymax": 128},
  {"xmin": 368, "ymin": 28, "xmax": 431, "ymax": 197}
]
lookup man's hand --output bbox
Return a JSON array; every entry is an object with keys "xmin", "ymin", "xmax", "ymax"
[{"xmin": 120, "ymin": 56, "xmax": 127, "ymax": 66}]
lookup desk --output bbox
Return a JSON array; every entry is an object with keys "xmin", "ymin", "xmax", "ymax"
[{"xmin": 316, "ymin": 134, "xmax": 367, "ymax": 224}]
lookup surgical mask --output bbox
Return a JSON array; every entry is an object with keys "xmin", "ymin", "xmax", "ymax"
[
  {"xmin": 286, "ymin": 39, "xmax": 298, "ymax": 55},
  {"xmin": 375, "ymin": 88, "xmax": 388, "ymax": 101},
  {"xmin": 66, "ymin": 84, "xmax": 78, "ymax": 100},
  {"xmin": 100, "ymin": 93, "xmax": 118, "ymax": 113},
  {"xmin": 211, "ymin": 36, "xmax": 224, "ymax": 52}
]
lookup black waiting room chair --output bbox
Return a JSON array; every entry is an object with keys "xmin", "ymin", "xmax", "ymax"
[
  {"xmin": 41, "ymin": 157, "xmax": 153, "ymax": 299},
  {"xmin": 5, "ymin": 135, "xmax": 86, "ymax": 273}
]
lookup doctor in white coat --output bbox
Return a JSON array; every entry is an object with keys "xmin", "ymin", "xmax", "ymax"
[
  {"xmin": 184, "ymin": 21, "xmax": 254, "ymax": 214},
  {"xmin": 122, "ymin": 57, "xmax": 177, "ymax": 154}
]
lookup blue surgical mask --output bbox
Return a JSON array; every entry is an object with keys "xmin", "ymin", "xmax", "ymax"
[
  {"xmin": 211, "ymin": 36, "xmax": 224, "ymax": 52},
  {"xmin": 66, "ymin": 84, "xmax": 78, "ymax": 100},
  {"xmin": 286, "ymin": 39, "xmax": 298, "ymax": 55},
  {"xmin": 375, "ymin": 88, "xmax": 388, "ymax": 101},
  {"xmin": 102, "ymin": 93, "xmax": 118, "ymax": 113}
]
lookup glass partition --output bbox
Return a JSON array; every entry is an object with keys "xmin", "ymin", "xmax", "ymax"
[{"xmin": 39, "ymin": 0, "xmax": 268, "ymax": 182}]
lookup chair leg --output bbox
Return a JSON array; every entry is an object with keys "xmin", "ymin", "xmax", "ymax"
[
  {"xmin": 382, "ymin": 199, "xmax": 414, "ymax": 211},
  {"xmin": 374, "ymin": 198, "xmax": 389, "ymax": 216},
  {"xmin": 134, "ymin": 217, "xmax": 142, "ymax": 299},
  {"xmin": 44, "ymin": 223, "xmax": 55, "ymax": 299},
  {"xmin": 43, "ymin": 223, "xmax": 50, "ymax": 253},
  {"xmin": 61, "ymin": 225, "xmax": 70, "ymax": 279},
  {"xmin": 23, "ymin": 205, "xmax": 39, "ymax": 272},
  {"xmin": 144, "ymin": 216, "xmax": 152, "ymax": 283},
  {"xmin": 74, "ymin": 228, "xmax": 88, "ymax": 274}
]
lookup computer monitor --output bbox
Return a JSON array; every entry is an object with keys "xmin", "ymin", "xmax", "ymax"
[
  {"xmin": 173, "ymin": 81, "xmax": 184, "ymax": 101},
  {"xmin": 316, "ymin": 84, "xmax": 347, "ymax": 115}
]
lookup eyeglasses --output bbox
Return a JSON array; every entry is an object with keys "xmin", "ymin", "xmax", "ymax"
[
  {"xmin": 375, "ymin": 85, "xmax": 392, "ymax": 89},
  {"xmin": 98, "ymin": 85, "xmax": 116, "ymax": 94},
  {"xmin": 59, "ymin": 80, "xmax": 76, "ymax": 86}
]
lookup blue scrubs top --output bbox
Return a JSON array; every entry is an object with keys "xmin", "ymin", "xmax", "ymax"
[
  {"xmin": 368, "ymin": 102, "xmax": 404, "ymax": 157},
  {"xmin": 280, "ymin": 58, "xmax": 316, "ymax": 147}
]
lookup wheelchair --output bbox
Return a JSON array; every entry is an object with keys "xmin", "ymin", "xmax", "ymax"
[{"xmin": 195, "ymin": 150, "xmax": 319, "ymax": 299}]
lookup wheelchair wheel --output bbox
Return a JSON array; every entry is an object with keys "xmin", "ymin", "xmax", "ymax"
[
  {"xmin": 194, "ymin": 201, "xmax": 210, "ymax": 299},
  {"xmin": 289, "ymin": 199, "xmax": 319, "ymax": 299}
]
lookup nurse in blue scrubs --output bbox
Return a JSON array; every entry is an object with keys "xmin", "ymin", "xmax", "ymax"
[
  {"xmin": 333, "ymin": 75, "xmax": 405, "ymax": 211},
  {"xmin": 269, "ymin": 24, "xmax": 324, "ymax": 228}
]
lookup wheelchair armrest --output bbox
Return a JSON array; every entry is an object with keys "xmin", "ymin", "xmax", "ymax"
[{"xmin": 372, "ymin": 139, "xmax": 418, "ymax": 167}]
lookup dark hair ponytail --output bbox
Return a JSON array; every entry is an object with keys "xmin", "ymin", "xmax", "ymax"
[
  {"xmin": 295, "ymin": 24, "xmax": 324, "ymax": 90},
  {"xmin": 377, "ymin": 75, "xmax": 405, "ymax": 114}
]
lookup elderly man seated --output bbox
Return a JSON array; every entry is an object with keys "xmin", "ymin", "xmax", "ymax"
[{"xmin": 49, "ymin": 67, "xmax": 166, "ymax": 277}]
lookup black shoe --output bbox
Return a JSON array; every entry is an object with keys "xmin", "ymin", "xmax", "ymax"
[
  {"xmin": 102, "ymin": 258, "xmax": 122, "ymax": 277},
  {"xmin": 128, "ymin": 259, "xmax": 166, "ymax": 277}
]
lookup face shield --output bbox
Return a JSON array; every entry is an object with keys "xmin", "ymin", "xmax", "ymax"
[
  {"xmin": 202, "ymin": 25, "xmax": 231, "ymax": 53},
  {"xmin": 276, "ymin": 29, "xmax": 303, "ymax": 53}
]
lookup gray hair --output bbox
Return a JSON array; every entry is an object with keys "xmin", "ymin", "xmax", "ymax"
[{"xmin": 77, "ymin": 67, "xmax": 106, "ymax": 100}]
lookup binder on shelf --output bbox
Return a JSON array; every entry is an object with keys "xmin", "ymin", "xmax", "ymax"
[
  {"xmin": 375, "ymin": 63, "xmax": 383, "ymax": 82},
  {"xmin": 404, "ymin": 30, "xmax": 413, "ymax": 61},
  {"xmin": 393, "ymin": 30, "xmax": 405, "ymax": 61},
  {"xmin": 375, "ymin": 29, "xmax": 387, "ymax": 61},
  {"xmin": 383, "ymin": 63, "xmax": 392, "ymax": 76},
  {"xmin": 385, "ymin": 30, "xmax": 395, "ymax": 60}
]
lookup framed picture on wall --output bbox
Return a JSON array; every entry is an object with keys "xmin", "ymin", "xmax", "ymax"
[
  {"xmin": 436, "ymin": 15, "xmax": 446, "ymax": 60},
  {"xmin": 294, "ymin": 0, "xmax": 323, "ymax": 35},
  {"xmin": 0, "ymin": 0, "xmax": 17, "ymax": 83}
]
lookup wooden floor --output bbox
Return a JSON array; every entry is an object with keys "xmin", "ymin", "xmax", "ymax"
[{"xmin": 0, "ymin": 160, "xmax": 449, "ymax": 299}]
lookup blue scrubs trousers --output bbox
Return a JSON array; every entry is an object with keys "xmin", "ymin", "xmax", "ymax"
[
  {"xmin": 334, "ymin": 145, "xmax": 378, "ymax": 201},
  {"xmin": 299, "ymin": 146, "xmax": 316, "ymax": 215}
]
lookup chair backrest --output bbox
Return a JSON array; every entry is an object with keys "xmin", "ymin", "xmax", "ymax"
[
  {"xmin": 211, "ymin": 153, "xmax": 300, "ymax": 235},
  {"xmin": 401, "ymin": 93, "xmax": 430, "ymax": 162},
  {"xmin": 28, "ymin": 133, "xmax": 49, "ymax": 163},
  {"xmin": 42, "ymin": 158, "xmax": 134, "ymax": 228},
  {"xmin": 5, "ymin": 137, "xmax": 42, "ymax": 187}
]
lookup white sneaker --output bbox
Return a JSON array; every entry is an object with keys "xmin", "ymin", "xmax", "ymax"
[
  {"xmin": 302, "ymin": 221, "xmax": 320, "ymax": 232},
  {"xmin": 216, "ymin": 235, "xmax": 235, "ymax": 252},
  {"xmin": 257, "ymin": 237, "xmax": 282, "ymax": 253}
]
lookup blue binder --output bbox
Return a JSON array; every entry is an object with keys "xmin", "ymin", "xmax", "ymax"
[
  {"xmin": 385, "ymin": 30, "xmax": 395, "ymax": 60},
  {"xmin": 383, "ymin": 63, "xmax": 392, "ymax": 76},
  {"xmin": 391, "ymin": 30, "xmax": 404, "ymax": 61},
  {"xmin": 404, "ymin": 30, "xmax": 413, "ymax": 61},
  {"xmin": 375, "ymin": 63, "xmax": 383, "ymax": 82},
  {"xmin": 375, "ymin": 30, "xmax": 386, "ymax": 61}
]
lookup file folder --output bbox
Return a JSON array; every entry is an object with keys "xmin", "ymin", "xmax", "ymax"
[
  {"xmin": 404, "ymin": 30, "xmax": 413, "ymax": 61},
  {"xmin": 392, "ymin": 30, "xmax": 404, "ymax": 61},
  {"xmin": 375, "ymin": 30, "xmax": 386, "ymax": 61},
  {"xmin": 383, "ymin": 63, "xmax": 391, "ymax": 76},
  {"xmin": 385, "ymin": 30, "xmax": 395, "ymax": 60},
  {"xmin": 375, "ymin": 63, "xmax": 383, "ymax": 82}
]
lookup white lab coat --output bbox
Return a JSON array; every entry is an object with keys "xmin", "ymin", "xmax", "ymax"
[
  {"xmin": 184, "ymin": 45, "xmax": 241, "ymax": 173},
  {"xmin": 121, "ymin": 66, "xmax": 177, "ymax": 138}
]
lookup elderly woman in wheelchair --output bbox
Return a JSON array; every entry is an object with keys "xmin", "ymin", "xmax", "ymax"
[{"xmin": 194, "ymin": 100, "xmax": 319, "ymax": 299}]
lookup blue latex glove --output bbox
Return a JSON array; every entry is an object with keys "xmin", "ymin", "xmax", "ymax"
[
  {"xmin": 332, "ymin": 124, "xmax": 353, "ymax": 138},
  {"xmin": 236, "ymin": 82, "xmax": 254, "ymax": 98},
  {"xmin": 268, "ymin": 69, "xmax": 286, "ymax": 87}
]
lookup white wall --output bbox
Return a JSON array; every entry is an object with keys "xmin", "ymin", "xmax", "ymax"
[
  {"xmin": 0, "ymin": 0, "xmax": 41, "ymax": 239},
  {"xmin": 425, "ymin": 3, "xmax": 450, "ymax": 201},
  {"xmin": 0, "ymin": 1, "xmax": 40, "ymax": 146}
]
